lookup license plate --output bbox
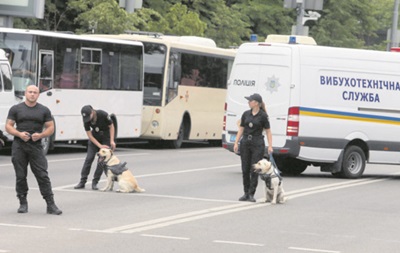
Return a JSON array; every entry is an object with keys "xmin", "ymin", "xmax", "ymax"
[{"xmin": 230, "ymin": 135, "xmax": 236, "ymax": 142}]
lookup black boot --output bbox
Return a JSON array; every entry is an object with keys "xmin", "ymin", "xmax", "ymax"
[
  {"xmin": 45, "ymin": 195, "xmax": 62, "ymax": 215},
  {"xmin": 92, "ymin": 181, "xmax": 99, "ymax": 190},
  {"xmin": 248, "ymin": 194, "xmax": 256, "ymax": 202},
  {"xmin": 17, "ymin": 195, "xmax": 28, "ymax": 213},
  {"xmin": 239, "ymin": 194, "xmax": 249, "ymax": 201},
  {"xmin": 74, "ymin": 181, "xmax": 85, "ymax": 189}
]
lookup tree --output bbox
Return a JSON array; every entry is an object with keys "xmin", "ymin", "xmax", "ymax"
[
  {"xmin": 182, "ymin": 0, "xmax": 250, "ymax": 47},
  {"xmin": 232, "ymin": 0, "xmax": 294, "ymax": 42},
  {"xmin": 67, "ymin": 0, "xmax": 136, "ymax": 34},
  {"xmin": 309, "ymin": 0, "xmax": 379, "ymax": 48},
  {"xmin": 14, "ymin": 0, "xmax": 74, "ymax": 31}
]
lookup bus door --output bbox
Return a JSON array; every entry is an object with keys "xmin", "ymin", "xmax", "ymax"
[{"xmin": 38, "ymin": 50, "xmax": 54, "ymax": 92}]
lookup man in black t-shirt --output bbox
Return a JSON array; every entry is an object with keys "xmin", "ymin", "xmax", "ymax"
[
  {"xmin": 6, "ymin": 85, "xmax": 62, "ymax": 215},
  {"xmin": 74, "ymin": 105, "xmax": 116, "ymax": 190}
]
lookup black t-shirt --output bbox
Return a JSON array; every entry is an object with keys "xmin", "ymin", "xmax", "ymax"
[
  {"xmin": 83, "ymin": 110, "xmax": 112, "ymax": 140},
  {"xmin": 7, "ymin": 102, "xmax": 52, "ymax": 141},
  {"xmin": 240, "ymin": 109, "xmax": 270, "ymax": 136}
]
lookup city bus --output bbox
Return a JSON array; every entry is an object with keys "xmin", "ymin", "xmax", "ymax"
[
  {"xmin": 92, "ymin": 32, "xmax": 236, "ymax": 148},
  {"xmin": 0, "ymin": 28, "xmax": 144, "ymax": 153}
]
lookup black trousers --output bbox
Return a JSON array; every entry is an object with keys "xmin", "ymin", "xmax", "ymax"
[
  {"xmin": 239, "ymin": 137, "xmax": 265, "ymax": 196},
  {"xmin": 11, "ymin": 139, "xmax": 53, "ymax": 198},
  {"xmin": 79, "ymin": 138, "xmax": 110, "ymax": 184}
]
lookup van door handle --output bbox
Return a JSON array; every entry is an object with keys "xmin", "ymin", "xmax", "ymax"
[{"xmin": 276, "ymin": 117, "xmax": 286, "ymax": 120}]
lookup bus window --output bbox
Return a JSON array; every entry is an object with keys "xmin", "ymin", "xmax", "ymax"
[{"xmin": 58, "ymin": 47, "xmax": 79, "ymax": 89}]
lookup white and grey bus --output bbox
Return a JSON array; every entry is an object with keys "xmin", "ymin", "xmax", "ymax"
[{"xmin": 0, "ymin": 28, "xmax": 144, "ymax": 153}]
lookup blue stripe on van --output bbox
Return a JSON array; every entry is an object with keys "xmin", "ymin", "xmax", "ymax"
[{"xmin": 300, "ymin": 107, "xmax": 400, "ymax": 125}]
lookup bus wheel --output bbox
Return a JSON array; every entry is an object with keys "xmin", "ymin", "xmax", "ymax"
[
  {"xmin": 41, "ymin": 135, "xmax": 51, "ymax": 155},
  {"xmin": 168, "ymin": 122, "xmax": 185, "ymax": 149},
  {"xmin": 340, "ymin": 146, "xmax": 365, "ymax": 179}
]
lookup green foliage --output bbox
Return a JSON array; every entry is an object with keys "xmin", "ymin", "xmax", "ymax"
[
  {"xmin": 310, "ymin": 0, "xmax": 379, "ymax": 48},
  {"xmin": 68, "ymin": 0, "xmax": 134, "ymax": 34},
  {"xmin": 11, "ymin": 0, "xmax": 400, "ymax": 50}
]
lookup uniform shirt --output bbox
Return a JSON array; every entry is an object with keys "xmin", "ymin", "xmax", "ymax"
[
  {"xmin": 83, "ymin": 110, "xmax": 113, "ymax": 141},
  {"xmin": 7, "ymin": 102, "xmax": 52, "ymax": 142},
  {"xmin": 240, "ymin": 109, "xmax": 270, "ymax": 136}
]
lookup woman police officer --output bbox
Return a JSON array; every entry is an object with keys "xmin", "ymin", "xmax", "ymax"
[{"xmin": 234, "ymin": 93, "xmax": 273, "ymax": 202}]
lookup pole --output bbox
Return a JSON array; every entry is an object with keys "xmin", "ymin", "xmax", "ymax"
[
  {"xmin": 295, "ymin": 0, "xmax": 305, "ymax": 35},
  {"xmin": 391, "ymin": 0, "xmax": 400, "ymax": 49}
]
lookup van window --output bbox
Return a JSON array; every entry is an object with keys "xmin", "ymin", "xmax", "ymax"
[{"xmin": 0, "ymin": 63, "xmax": 12, "ymax": 91}]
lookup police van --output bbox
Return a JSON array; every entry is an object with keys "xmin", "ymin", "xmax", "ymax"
[
  {"xmin": 0, "ymin": 49, "xmax": 15, "ymax": 148},
  {"xmin": 223, "ymin": 36, "xmax": 400, "ymax": 179}
]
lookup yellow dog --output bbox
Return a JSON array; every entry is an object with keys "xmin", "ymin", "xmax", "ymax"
[{"xmin": 97, "ymin": 148, "xmax": 145, "ymax": 193}]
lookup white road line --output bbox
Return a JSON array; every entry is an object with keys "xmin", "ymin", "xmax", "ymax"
[
  {"xmin": 104, "ymin": 202, "xmax": 251, "ymax": 233},
  {"xmin": 178, "ymin": 148, "xmax": 226, "ymax": 153},
  {"xmin": 53, "ymin": 163, "xmax": 240, "ymax": 190},
  {"xmin": 0, "ymin": 223, "xmax": 46, "ymax": 229},
  {"xmin": 0, "ymin": 153, "xmax": 150, "ymax": 167},
  {"xmin": 100, "ymin": 176, "xmax": 391, "ymax": 234},
  {"xmin": 289, "ymin": 246, "xmax": 340, "ymax": 253},
  {"xmin": 213, "ymin": 240, "xmax": 264, "ymax": 247},
  {"xmin": 141, "ymin": 234, "xmax": 190, "ymax": 240},
  {"xmin": 135, "ymin": 164, "xmax": 240, "ymax": 178},
  {"xmin": 0, "ymin": 250, "xmax": 10, "ymax": 253}
]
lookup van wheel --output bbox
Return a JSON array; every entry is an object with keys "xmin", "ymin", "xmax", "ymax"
[
  {"xmin": 340, "ymin": 146, "xmax": 365, "ymax": 179},
  {"xmin": 275, "ymin": 157, "xmax": 308, "ymax": 176}
]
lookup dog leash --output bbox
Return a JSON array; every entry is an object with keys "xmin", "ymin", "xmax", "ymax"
[{"xmin": 269, "ymin": 154, "xmax": 283, "ymax": 181}]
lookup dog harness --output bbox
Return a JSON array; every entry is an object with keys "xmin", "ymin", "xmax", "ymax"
[
  {"xmin": 259, "ymin": 173, "xmax": 282, "ymax": 190},
  {"xmin": 107, "ymin": 162, "xmax": 128, "ymax": 175}
]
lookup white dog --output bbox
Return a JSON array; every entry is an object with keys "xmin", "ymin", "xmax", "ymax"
[
  {"xmin": 97, "ymin": 148, "xmax": 145, "ymax": 193},
  {"xmin": 253, "ymin": 159, "xmax": 286, "ymax": 204}
]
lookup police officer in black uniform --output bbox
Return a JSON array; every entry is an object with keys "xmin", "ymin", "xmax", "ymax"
[
  {"xmin": 74, "ymin": 105, "xmax": 116, "ymax": 190},
  {"xmin": 234, "ymin": 93, "xmax": 273, "ymax": 202},
  {"xmin": 6, "ymin": 85, "xmax": 62, "ymax": 215}
]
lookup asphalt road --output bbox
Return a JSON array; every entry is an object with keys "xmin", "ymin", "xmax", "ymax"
[{"xmin": 1, "ymin": 143, "xmax": 400, "ymax": 253}]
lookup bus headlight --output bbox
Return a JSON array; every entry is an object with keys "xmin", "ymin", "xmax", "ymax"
[{"xmin": 151, "ymin": 121, "xmax": 159, "ymax": 128}]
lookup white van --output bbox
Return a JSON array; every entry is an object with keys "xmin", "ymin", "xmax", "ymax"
[
  {"xmin": 223, "ymin": 37, "xmax": 400, "ymax": 178},
  {"xmin": 0, "ymin": 49, "xmax": 14, "ymax": 148}
]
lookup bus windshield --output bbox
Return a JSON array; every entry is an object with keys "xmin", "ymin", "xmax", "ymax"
[{"xmin": 0, "ymin": 33, "xmax": 36, "ymax": 96}]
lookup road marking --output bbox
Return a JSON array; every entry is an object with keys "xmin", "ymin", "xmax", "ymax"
[
  {"xmin": 178, "ymin": 148, "xmax": 226, "ymax": 153},
  {"xmin": 103, "ymin": 202, "xmax": 252, "ymax": 233},
  {"xmin": 141, "ymin": 234, "xmax": 190, "ymax": 240},
  {"xmin": 213, "ymin": 240, "xmax": 264, "ymax": 247},
  {"xmin": 288, "ymin": 246, "xmax": 340, "ymax": 253},
  {"xmin": 53, "ymin": 164, "xmax": 240, "ymax": 190},
  {"xmin": 0, "ymin": 223, "xmax": 45, "ymax": 229},
  {"xmin": 0, "ymin": 250, "xmax": 10, "ymax": 253},
  {"xmin": 99, "ymin": 176, "xmax": 392, "ymax": 234},
  {"xmin": 0, "ymin": 152, "xmax": 150, "ymax": 167},
  {"xmin": 136, "ymin": 164, "xmax": 239, "ymax": 178}
]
